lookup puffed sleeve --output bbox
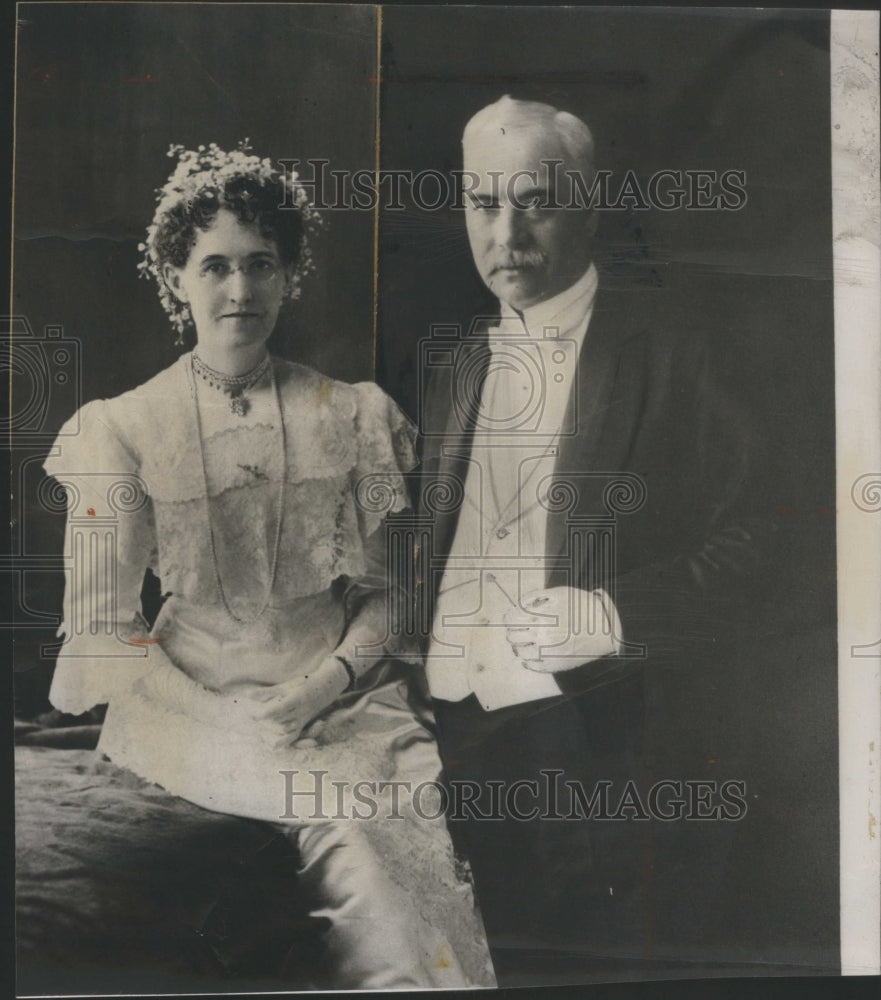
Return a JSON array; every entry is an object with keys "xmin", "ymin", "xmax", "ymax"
[
  {"xmin": 350, "ymin": 381, "xmax": 418, "ymax": 544},
  {"xmin": 336, "ymin": 383, "xmax": 421, "ymax": 673},
  {"xmin": 42, "ymin": 399, "xmax": 157, "ymax": 715}
]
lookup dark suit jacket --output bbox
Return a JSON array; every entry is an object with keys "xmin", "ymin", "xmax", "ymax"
[{"xmin": 415, "ymin": 278, "xmax": 778, "ymax": 750}]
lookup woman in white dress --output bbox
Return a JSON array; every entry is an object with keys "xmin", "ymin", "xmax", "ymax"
[{"xmin": 44, "ymin": 142, "xmax": 494, "ymax": 989}]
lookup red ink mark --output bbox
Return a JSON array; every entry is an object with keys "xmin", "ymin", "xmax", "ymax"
[
  {"xmin": 779, "ymin": 507, "xmax": 797, "ymax": 515},
  {"xmin": 121, "ymin": 74, "xmax": 156, "ymax": 84},
  {"xmin": 87, "ymin": 507, "xmax": 96, "ymax": 517},
  {"xmin": 127, "ymin": 637, "xmax": 159, "ymax": 645}
]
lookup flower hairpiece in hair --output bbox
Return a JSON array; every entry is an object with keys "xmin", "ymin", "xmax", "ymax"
[{"xmin": 137, "ymin": 140, "xmax": 322, "ymax": 336}]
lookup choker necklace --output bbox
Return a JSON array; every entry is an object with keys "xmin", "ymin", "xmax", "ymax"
[
  {"xmin": 191, "ymin": 352, "xmax": 271, "ymax": 416},
  {"xmin": 187, "ymin": 358, "xmax": 286, "ymax": 625}
]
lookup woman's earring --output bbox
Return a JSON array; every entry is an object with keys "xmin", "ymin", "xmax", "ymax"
[{"xmin": 173, "ymin": 305, "xmax": 192, "ymax": 349}]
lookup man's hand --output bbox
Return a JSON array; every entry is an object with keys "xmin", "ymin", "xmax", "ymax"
[
  {"xmin": 503, "ymin": 586, "xmax": 619, "ymax": 673},
  {"xmin": 248, "ymin": 656, "xmax": 350, "ymax": 747}
]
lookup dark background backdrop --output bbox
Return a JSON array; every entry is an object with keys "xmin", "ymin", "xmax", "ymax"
[
  {"xmin": 14, "ymin": 2, "xmax": 378, "ymax": 398},
  {"xmin": 376, "ymin": 4, "xmax": 838, "ymax": 978}
]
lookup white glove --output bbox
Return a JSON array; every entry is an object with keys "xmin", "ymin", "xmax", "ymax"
[{"xmin": 503, "ymin": 586, "xmax": 620, "ymax": 673}]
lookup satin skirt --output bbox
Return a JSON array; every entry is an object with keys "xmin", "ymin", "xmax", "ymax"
[{"xmin": 97, "ymin": 597, "xmax": 495, "ymax": 989}]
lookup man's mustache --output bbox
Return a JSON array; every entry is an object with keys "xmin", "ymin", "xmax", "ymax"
[{"xmin": 488, "ymin": 250, "xmax": 547, "ymax": 274}]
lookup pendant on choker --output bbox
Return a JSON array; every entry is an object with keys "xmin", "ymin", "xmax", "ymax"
[
  {"xmin": 229, "ymin": 392, "xmax": 249, "ymax": 417},
  {"xmin": 191, "ymin": 352, "xmax": 270, "ymax": 417}
]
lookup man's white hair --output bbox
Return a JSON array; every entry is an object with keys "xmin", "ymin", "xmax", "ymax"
[{"xmin": 462, "ymin": 94, "xmax": 595, "ymax": 176}]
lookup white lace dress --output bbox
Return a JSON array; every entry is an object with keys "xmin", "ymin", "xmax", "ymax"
[{"xmin": 43, "ymin": 353, "xmax": 495, "ymax": 990}]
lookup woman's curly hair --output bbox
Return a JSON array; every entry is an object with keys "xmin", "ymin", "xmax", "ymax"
[{"xmin": 138, "ymin": 141, "xmax": 321, "ymax": 337}]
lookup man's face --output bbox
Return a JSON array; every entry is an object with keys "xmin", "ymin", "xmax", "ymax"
[{"xmin": 463, "ymin": 126, "xmax": 595, "ymax": 311}]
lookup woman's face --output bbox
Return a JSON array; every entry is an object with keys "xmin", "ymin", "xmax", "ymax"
[{"xmin": 164, "ymin": 208, "xmax": 289, "ymax": 354}]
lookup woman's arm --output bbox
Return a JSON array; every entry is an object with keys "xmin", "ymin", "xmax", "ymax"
[
  {"xmin": 249, "ymin": 534, "xmax": 400, "ymax": 746},
  {"xmin": 250, "ymin": 380, "xmax": 423, "ymax": 746},
  {"xmin": 131, "ymin": 649, "xmax": 287, "ymax": 744},
  {"xmin": 44, "ymin": 400, "xmax": 283, "ymax": 743},
  {"xmin": 44, "ymin": 399, "xmax": 158, "ymax": 715}
]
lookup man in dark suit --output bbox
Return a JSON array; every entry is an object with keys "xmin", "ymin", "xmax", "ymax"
[{"xmin": 414, "ymin": 96, "xmax": 774, "ymax": 985}]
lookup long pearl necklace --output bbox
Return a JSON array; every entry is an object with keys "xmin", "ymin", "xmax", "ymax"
[
  {"xmin": 192, "ymin": 351, "xmax": 271, "ymax": 416},
  {"xmin": 188, "ymin": 355, "xmax": 286, "ymax": 625}
]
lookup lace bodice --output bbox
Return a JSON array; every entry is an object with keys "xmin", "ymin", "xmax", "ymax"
[
  {"xmin": 43, "ymin": 354, "xmax": 417, "ymax": 706},
  {"xmin": 47, "ymin": 354, "xmax": 414, "ymax": 607}
]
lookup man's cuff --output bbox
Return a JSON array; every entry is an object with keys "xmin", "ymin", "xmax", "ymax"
[{"xmin": 592, "ymin": 588, "xmax": 624, "ymax": 656}]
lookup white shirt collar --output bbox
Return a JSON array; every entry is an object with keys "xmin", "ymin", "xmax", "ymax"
[{"xmin": 498, "ymin": 263, "xmax": 598, "ymax": 342}]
